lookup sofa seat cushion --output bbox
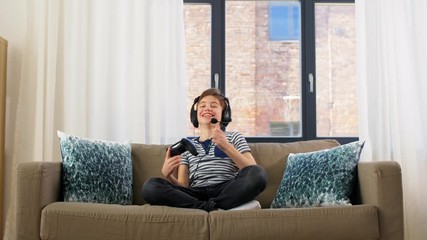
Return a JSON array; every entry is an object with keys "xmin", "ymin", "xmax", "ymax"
[
  {"xmin": 209, "ymin": 205, "xmax": 379, "ymax": 240},
  {"xmin": 41, "ymin": 202, "xmax": 209, "ymax": 240}
]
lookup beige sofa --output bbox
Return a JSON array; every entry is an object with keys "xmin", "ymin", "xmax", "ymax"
[{"xmin": 16, "ymin": 139, "xmax": 404, "ymax": 240}]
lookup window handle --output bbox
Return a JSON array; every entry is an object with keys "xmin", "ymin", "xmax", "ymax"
[
  {"xmin": 214, "ymin": 73, "xmax": 219, "ymax": 89},
  {"xmin": 308, "ymin": 73, "xmax": 314, "ymax": 93}
]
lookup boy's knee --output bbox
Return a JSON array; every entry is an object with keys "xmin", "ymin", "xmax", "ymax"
[
  {"xmin": 241, "ymin": 165, "xmax": 268, "ymax": 192},
  {"xmin": 141, "ymin": 178, "xmax": 164, "ymax": 203},
  {"xmin": 253, "ymin": 165, "xmax": 268, "ymax": 190}
]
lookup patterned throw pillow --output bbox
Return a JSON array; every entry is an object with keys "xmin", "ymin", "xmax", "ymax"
[
  {"xmin": 58, "ymin": 131, "xmax": 133, "ymax": 205},
  {"xmin": 270, "ymin": 141, "xmax": 365, "ymax": 208}
]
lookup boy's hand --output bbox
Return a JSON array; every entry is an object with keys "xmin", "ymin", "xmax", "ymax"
[
  {"xmin": 161, "ymin": 147, "xmax": 181, "ymax": 178},
  {"xmin": 210, "ymin": 121, "xmax": 229, "ymax": 150}
]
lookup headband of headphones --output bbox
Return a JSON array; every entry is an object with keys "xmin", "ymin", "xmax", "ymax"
[{"xmin": 190, "ymin": 93, "xmax": 232, "ymax": 129}]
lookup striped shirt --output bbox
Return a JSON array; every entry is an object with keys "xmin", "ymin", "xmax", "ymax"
[{"xmin": 181, "ymin": 131, "xmax": 251, "ymax": 188}]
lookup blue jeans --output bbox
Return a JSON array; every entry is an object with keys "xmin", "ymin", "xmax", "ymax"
[{"xmin": 142, "ymin": 165, "xmax": 268, "ymax": 212}]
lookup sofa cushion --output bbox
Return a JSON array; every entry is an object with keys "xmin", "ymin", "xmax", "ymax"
[
  {"xmin": 247, "ymin": 139, "xmax": 341, "ymax": 208},
  {"xmin": 58, "ymin": 131, "xmax": 132, "ymax": 205},
  {"xmin": 209, "ymin": 205, "xmax": 379, "ymax": 240},
  {"xmin": 131, "ymin": 143, "xmax": 168, "ymax": 205},
  {"xmin": 41, "ymin": 202, "xmax": 209, "ymax": 240},
  {"xmin": 271, "ymin": 141, "xmax": 364, "ymax": 208}
]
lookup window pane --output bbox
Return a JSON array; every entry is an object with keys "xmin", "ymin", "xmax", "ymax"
[
  {"xmin": 184, "ymin": 4, "xmax": 211, "ymax": 134},
  {"xmin": 226, "ymin": 0, "xmax": 302, "ymax": 137},
  {"xmin": 269, "ymin": 2, "xmax": 300, "ymax": 41},
  {"xmin": 315, "ymin": 4, "xmax": 358, "ymax": 137}
]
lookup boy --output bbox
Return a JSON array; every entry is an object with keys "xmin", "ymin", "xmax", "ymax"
[{"xmin": 142, "ymin": 88, "xmax": 267, "ymax": 211}]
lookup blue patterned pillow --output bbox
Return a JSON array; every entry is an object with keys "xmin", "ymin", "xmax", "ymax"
[
  {"xmin": 58, "ymin": 131, "xmax": 133, "ymax": 205},
  {"xmin": 270, "ymin": 141, "xmax": 365, "ymax": 208}
]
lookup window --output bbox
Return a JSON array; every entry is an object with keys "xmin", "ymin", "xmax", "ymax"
[{"xmin": 184, "ymin": 0, "xmax": 357, "ymax": 144}]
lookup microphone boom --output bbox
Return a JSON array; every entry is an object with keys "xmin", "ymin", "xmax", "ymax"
[{"xmin": 210, "ymin": 118, "xmax": 219, "ymax": 124}]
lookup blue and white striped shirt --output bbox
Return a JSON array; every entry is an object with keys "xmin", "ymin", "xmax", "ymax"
[{"xmin": 181, "ymin": 131, "xmax": 251, "ymax": 188}]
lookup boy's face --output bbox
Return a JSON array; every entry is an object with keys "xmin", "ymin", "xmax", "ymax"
[{"xmin": 197, "ymin": 95, "xmax": 223, "ymax": 126}]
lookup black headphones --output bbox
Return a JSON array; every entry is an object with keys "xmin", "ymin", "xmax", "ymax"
[{"xmin": 190, "ymin": 94, "xmax": 232, "ymax": 129}]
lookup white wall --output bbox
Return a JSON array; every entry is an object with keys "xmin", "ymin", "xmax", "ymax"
[{"xmin": 0, "ymin": 0, "xmax": 27, "ymax": 234}]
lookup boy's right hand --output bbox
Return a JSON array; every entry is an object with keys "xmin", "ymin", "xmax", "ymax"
[{"xmin": 161, "ymin": 147, "xmax": 181, "ymax": 179}]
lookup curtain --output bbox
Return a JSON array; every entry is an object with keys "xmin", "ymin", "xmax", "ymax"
[
  {"xmin": 356, "ymin": 0, "xmax": 427, "ymax": 239},
  {"xmin": 4, "ymin": 0, "xmax": 186, "ymax": 238}
]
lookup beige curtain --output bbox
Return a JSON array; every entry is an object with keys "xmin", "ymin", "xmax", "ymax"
[
  {"xmin": 356, "ymin": 0, "xmax": 427, "ymax": 239},
  {"xmin": 2, "ymin": 0, "xmax": 187, "ymax": 238}
]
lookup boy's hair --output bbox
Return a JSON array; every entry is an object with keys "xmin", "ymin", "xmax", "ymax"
[{"xmin": 198, "ymin": 88, "xmax": 226, "ymax": 109}]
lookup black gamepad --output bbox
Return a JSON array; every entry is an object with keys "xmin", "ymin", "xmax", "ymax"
[{"xmin": 170, "ymin": 138, "xmax": 199, "ymax": 157}]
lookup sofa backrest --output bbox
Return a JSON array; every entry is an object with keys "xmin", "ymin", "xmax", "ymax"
[
  {"xmin": 131, "ymin": 139, "xmax": 340, "ymax": 207},
  {"xmin": 131, "ymin": 143, "xmax": 168, "ymax": 205}
]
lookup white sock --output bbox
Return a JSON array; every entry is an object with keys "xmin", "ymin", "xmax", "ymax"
[{"xmin": 223, "ymin": 200, "xmax": 261, "ymax": 211}]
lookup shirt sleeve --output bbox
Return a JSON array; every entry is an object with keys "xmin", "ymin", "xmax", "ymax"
[
  {"xmin": 228, "ymin": 131, "xmax": 251, "ymax": 154},
  {"xmin": 181, "ymin": 151, "xmax": 189, "ymax": 166}
]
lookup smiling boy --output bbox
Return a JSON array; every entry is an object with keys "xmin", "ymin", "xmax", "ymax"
[{"xmin": 142, "ymin": 88, "xmax": 268, "ymax": 211}]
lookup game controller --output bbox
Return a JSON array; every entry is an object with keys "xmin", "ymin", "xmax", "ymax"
[{"xmin": 170, "ymin": 138, "xmax": 199, "ymax": 157}]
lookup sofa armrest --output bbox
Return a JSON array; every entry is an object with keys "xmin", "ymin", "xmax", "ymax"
[
  {"xmin": 357, "ymin": 161, "xmax": 404, "ymax": 240},
  {"xmin": 16, "ymin": 161, "xmax": 62, "ymax": 240}
]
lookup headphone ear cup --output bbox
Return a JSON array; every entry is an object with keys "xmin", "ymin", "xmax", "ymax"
[
  {"xmin": 221, "ymin": 97, "xmax": 232, "ymax": 125},
  {"xmin": 190, "ymin": 96, "xmax": 200, "ymax": 128},
  {"xmin": 190, "ymin": 109, "xmax": 198, "ymax": 128}
]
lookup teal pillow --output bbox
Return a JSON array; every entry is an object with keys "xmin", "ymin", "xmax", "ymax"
[
  {"xmin": 270, "ymin": 141, "xmax": 364, "ymax": 208},
  {"xmin": 58, "ymin": 131, "xmax": 133, "ymax": 205}
]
